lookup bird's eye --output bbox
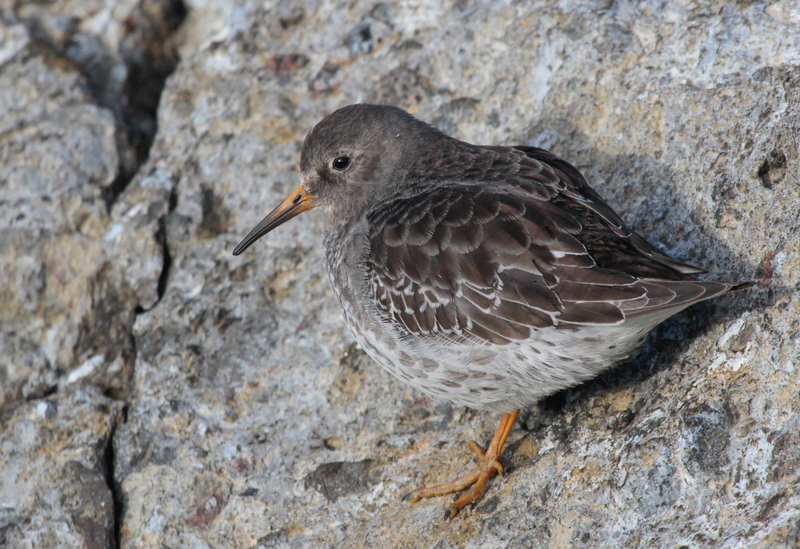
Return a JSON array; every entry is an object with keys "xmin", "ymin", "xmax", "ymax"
[{"xmin": 332, "ymin": 156, "xmax": 351, "ymax": 171}]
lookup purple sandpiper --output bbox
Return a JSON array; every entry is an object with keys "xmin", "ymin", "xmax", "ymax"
[{"xmin": 233, "ymin": 104, "xmax": 750, "ymax": 517}]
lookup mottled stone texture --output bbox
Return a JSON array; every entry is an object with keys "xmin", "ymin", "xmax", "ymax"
[
  {"xmin": 0, "ymin": 0, "xmax": 182, "ymax": 547},
  {"xmin": 1, "ymin": 0, "xmax": 798, "ymax": 548},
  {"xmin": 0, "ymin": 389, "xmax": 123, "ymax": 548}
]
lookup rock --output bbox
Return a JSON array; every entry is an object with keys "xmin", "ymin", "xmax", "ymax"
[
  {"xmin": 0, "ymin": 2, "xmax": 185, "ymax": 547},
  {"xmin": 2, "ymin": 0, "xmax": 799, "ymax": 547},
  {"xmin": 304, "ymin": 459, "xmax": 381, "ymax": 503},
  {"xmin": 0, "ymin": 24, "xmax": 122, "ymax": 405},
  {"xmin": 0, "ymin": 387, "xmax": 123, "ymax": 549},
  {"xmin": 114, "ymin": 0, "xmax": 800, "ymax": 546}
]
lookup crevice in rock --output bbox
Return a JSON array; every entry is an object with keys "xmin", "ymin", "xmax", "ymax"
[
  {"xmin": 168, "ymin": 182, "xmax": 179, "ymax": 212},
  {"xmin": 132, "ymin": 182, "xmax": 176, "ymax": 316},
  {"xmin": 155, "ymin": 215, "xmax": 174, "ymax": 304},
  {"xmin": 14, "ymin": 3, "xmax": 188, "ymax": 545},
  {"xmin": 140, "ymin": 183, "xmax": 177, "ymax": 313},
  {"xmin": 103, "ymin": 405, "xmax": 128, "ymax": 549},
  {"xmin": 27, "ymin": 383, "xmax": 58, "ymax": 401},
  {"xmin": 17, "ymin": 0, "xmax": 188, "ymax": 210}
]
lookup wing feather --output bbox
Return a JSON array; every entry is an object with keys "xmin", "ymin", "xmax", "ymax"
[{"xmin": 365, "ymin": 147, "xmax": 739, "ymax": 344}]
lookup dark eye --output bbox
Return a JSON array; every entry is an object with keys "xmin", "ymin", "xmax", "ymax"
[{"xmin": 332, "ymin": 156, "xmax": 351, "ymax": 171}]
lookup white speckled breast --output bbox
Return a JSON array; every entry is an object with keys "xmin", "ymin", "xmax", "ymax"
[{"xmin": 322, "ymin": 214, "xmax": 660, "ymax": 413}]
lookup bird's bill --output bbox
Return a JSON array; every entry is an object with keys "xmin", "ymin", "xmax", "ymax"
[{"xmin": 232, "ymin": 185, "xmax": 316, "ymax": 255}]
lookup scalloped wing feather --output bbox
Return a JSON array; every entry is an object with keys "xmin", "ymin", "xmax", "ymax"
[{"xmin": 366, "ymin": 148, "xmax": 737, "ymax": 345}]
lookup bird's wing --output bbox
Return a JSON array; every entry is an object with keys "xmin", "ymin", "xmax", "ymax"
[
  {"xmin": 366, "ymin": 149, "xmax": 734, "ymax": 345},
  {"xmin": 511, "ymin": 146, "xmax": 708, "ymax": 275}
]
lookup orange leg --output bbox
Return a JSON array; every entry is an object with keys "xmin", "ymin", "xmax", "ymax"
[{"xmin": 405, "ymin": 410, "xmax": 520, "ymax": 518}]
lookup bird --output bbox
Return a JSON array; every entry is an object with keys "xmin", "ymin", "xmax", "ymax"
[{"xmin": 232, "ymin": 104, "xmax": 751, "ymax": 518}]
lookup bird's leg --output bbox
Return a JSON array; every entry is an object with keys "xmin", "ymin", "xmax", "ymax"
[{"xmin": 406, "ymin": 410, "xmax": 520, "ymax": 518}]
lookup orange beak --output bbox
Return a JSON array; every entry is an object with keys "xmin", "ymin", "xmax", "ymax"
[{"xmin": 233, "ymin": 185, "xmax": 316, "ymax": 255}]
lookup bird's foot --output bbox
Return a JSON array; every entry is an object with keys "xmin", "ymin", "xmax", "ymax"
[
  {"xmin": 404, "ymin": 410, "xmax": 519, "ymax": 518},
  {"xmin": 405, "ymin": 440, "xmax": 505, "ymax": 518}
]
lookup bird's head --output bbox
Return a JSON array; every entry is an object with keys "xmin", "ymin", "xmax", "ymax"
[{"xmin": 233, "ymin": 104, "xmax": 448, "ymax": 255}]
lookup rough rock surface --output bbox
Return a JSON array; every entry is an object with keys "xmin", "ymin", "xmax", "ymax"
[
  {"xmin": 1, "ymin": 0, "xmax": 799, "ymax": 548},
  {"xmin": 1, "ymin": 0, "xmax": 182, "ymax": 547},
  {"xmin": 0, "ymin": 388, "xmax": 123, "ymax": 548}
]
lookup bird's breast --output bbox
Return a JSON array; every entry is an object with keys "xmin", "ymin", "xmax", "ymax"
[{"xmin": 322, "ymin": 217, "xmax": 374, "ymax": 325}]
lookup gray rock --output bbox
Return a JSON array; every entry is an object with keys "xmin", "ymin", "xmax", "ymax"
[
  {"xmin": 0, "ymin": 28, "xmax": 122, "ymax": 405},
  {"xmin": 0, "ymin": 387, "xmax": 123, "ymax": 549},
  {"xmin": 0, "ymin": 2, "xmax": 184, "ymax": 547},
  {"xmin": 115, "ymin": 0, "xmax": 800, "ymax": 547}
]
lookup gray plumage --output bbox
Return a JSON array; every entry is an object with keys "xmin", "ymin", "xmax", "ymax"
[{"xmin": 238, "ymin": 104, "xmax": 750, "ymax": 412}]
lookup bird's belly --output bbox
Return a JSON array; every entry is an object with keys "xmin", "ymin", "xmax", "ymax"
[{"xmin": 347, "ymin": 321, "xmax": 652, "ymax": 413}]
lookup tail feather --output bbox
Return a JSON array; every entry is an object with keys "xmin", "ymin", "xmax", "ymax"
[{"xmin": 622, "ymin": 279, "xmax": 752, "ymax": 321}]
